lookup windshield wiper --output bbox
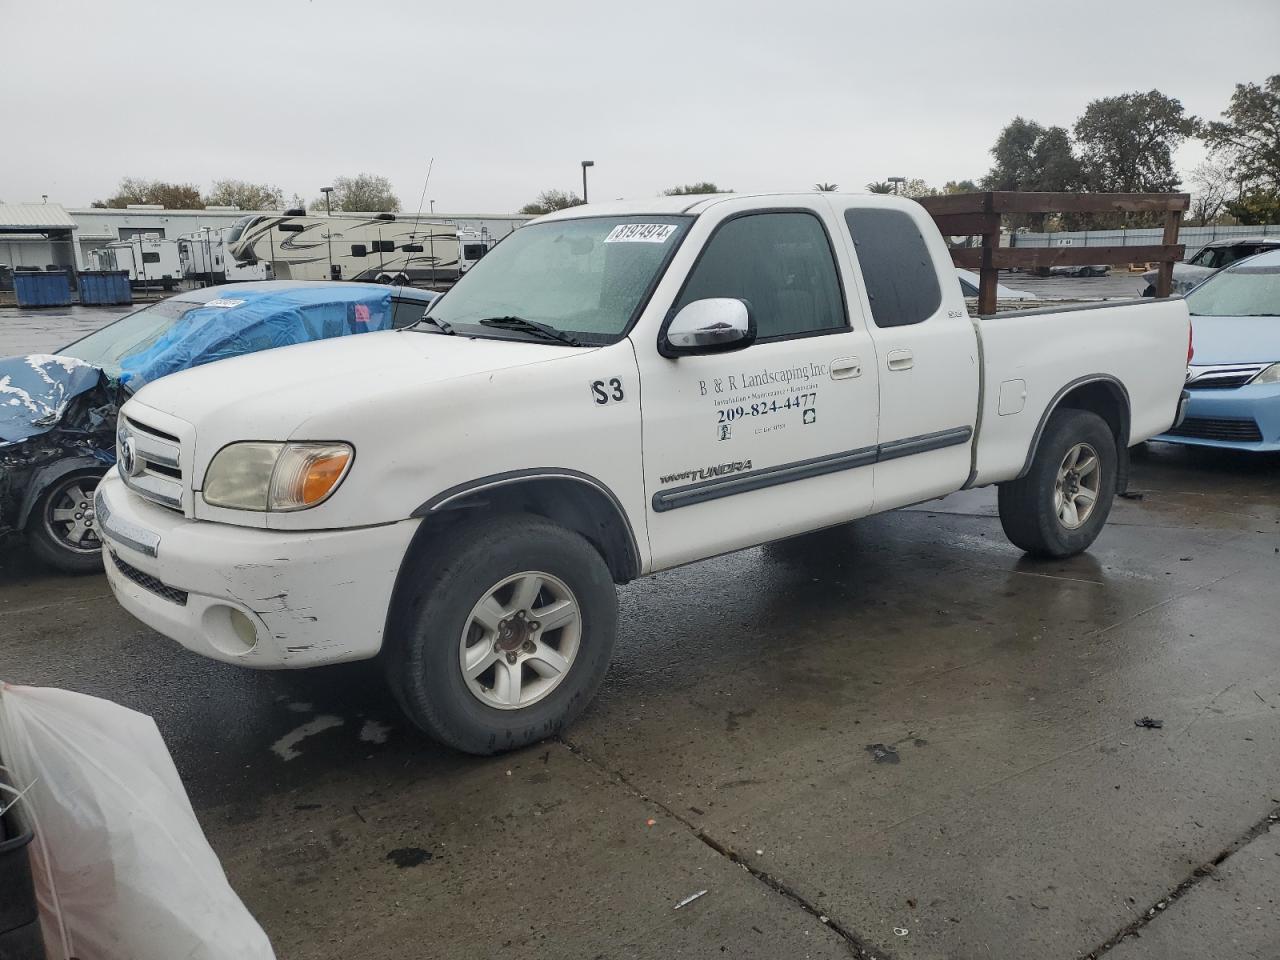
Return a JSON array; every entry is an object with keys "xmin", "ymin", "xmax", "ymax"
[
  {"xmin": 413, "ymin": 314, "xmax": 455, "ymax": 335},
  {"xmin": 478, "ymin": 315, "xmax": 582, "ymax": 347}
]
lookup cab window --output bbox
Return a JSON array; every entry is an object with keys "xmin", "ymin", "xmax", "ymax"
[
  {"xmin": 674, "ymin": 212, "xmax": 845, "ymax": 340},
  {"xmin": 844, "ymin": 208, "xmax": 942, "ymax": 327}
]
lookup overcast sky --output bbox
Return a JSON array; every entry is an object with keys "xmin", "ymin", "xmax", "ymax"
[{"xmin": 1, "ymin": 0, "xmax": 1276, "ymax": 213}]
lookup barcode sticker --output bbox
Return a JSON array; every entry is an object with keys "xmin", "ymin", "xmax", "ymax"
[{"xmin": 603, "ymin": 223, "xmax": 677, "ymax": 244}]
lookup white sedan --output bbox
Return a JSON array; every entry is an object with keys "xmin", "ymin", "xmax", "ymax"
[{"xmin": 955, "ymin": 268, "xmax": 1038, "ymax": 301}]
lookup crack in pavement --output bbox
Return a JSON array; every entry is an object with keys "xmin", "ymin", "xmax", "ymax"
[
  {"xmin": 556, "ymin": 734, "xmax": 893, "ymax": 960},
  {"xmin": 1080, "ymin": 803, "xmax": 1280, "ymax": 959}
]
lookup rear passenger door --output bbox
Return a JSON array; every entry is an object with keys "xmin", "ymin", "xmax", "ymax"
[{"xmin": 838, "ymin": 204, "xmax": 979, "ymax": 510}]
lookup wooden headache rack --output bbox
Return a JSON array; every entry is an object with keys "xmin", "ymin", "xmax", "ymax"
[{"xmin": 915, "ymin": 191, "xmax": 1191, "ymax": 315}]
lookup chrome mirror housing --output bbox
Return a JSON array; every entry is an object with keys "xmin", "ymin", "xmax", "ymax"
[{"xmin": 660, "ymin": 298, "xmax": 755, "ymax": 357}]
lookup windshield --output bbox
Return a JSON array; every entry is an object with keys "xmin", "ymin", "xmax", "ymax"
[
  {"xmin": 225, "ymin": 215, "xmax": 259, "ymax": 244},
  {"xmin": 58, "ymin": 297, "xmax": 209, "ymax": 377},
  {"xmin": 1186, "ymin": 263, "xmax": 1280, "ymax": 317},
  {"xmin": 423, "ymin": 216, "xmax": 691, "ymax": 344}
]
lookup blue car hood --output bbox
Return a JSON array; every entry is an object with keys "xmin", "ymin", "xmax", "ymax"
[
  {"xmin": 0, "ymin": 286, "xmax": 394, "ymax": 445},
  {"xmin": 1189, "ymin": 314, "xmax": 1280, "ymax": 365}
]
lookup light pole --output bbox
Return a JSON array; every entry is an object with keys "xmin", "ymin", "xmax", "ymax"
[
  {"xmin": 429, "ymin": 200, "xmax": 435, "ymax": 214},
  {"xmin": 888, "ymin": 176, "xmax": 906, "ymax": 196},
  {"xmin": 321, "ymin": 186, "xmax": 334, "ymax": 216},
  {"xmin": 581, "ymin": 160, "xmax": 595, "ymax": 203}
]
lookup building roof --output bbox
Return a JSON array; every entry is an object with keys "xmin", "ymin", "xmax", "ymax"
[{"xmin": 0, "ymin": 202, "xmax": 78, "ymax": 231}]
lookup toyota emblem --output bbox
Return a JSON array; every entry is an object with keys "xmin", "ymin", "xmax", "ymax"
[{"xmin": 120, "ymin": 436, "xmax": 141, "ymax": 477}]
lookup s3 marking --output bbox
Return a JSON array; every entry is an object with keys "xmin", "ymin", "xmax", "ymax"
[{"xmin": 590, "ymin": 377, "xmax": 626, "ymax": 405}]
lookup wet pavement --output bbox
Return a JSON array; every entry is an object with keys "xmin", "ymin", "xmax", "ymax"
[{"xmin": 2, "ymin": 440, "xmax": 1278, "ymax": 959}]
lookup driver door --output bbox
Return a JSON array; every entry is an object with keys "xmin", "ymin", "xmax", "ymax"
[{"xmin": 635, "ymin": 206, "xmax": 880, "ymax": 569}]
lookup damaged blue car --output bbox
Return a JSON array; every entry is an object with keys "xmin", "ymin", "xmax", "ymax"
[{"xmin": 1, "ymin": 281, "xmax": 437, "ymax": 573}]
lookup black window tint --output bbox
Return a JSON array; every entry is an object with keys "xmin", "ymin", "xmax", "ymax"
[
  {"xmin": 844, "ymin": 208, "xmax": 941, "ymax": 327},
  {"xmin": 463, "ymin": 243, "xmax": 487, "ymax": 260},
  {"xmin": 141, "ymin": 252, "xmax": 161, "ymax": 263},
  {"xmin": 351, "ymin": 243, "xmax": 368, "ymax": 257},
  {"xmin": 390, "ymin": 298, "xmax": 428, "ymax": 328},
  {"xmin": 675, "ymin": 212, "xmax": 845, "ymax": 340}
]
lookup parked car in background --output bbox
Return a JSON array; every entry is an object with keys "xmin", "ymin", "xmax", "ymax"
[
  {"xmin": 0, "ymin": 281, "xmax": 437, "ymax": 573},
  {"xmin": 954, "ymin": 268, "xmax": 1038, "ymax": 302},
  {"xmin": 1153, "ymin": 248, "xmax": 1280, "ymax": 451},
  {"xmin": 1143, "ymin": 236, "xmax": 1280, "ymax": 297},
  {"xmin": 1049, "ymin": 264, "xmax": 1109, "ymax": 278}
]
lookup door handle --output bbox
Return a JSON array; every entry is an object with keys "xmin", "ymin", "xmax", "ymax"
[
  {"xmin": 886, "ymin": 349, "xmax": 914, "ymax": 371},
  {"xmin": 830, "ymin": 357, "xmax": 861, "ymax": 380}
]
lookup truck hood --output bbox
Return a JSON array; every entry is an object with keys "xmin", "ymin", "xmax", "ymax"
[
  {"xmin": 129, "ymin": 329, "xmax": 584, "ymax": 437},
  {"xmin": 1188, "ymin": 314, "xmax": 1280, "ymax": 365}
]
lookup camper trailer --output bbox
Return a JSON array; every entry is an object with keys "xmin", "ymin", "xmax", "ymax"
[
  {"xmin": 179, "ymin": 229, "xmax": 272, "ymax": 285},
  {"xmin": 225, "ymin": 213, "xmax": 476, "ymax": 285},
  {"xmin": 87, "ymin": 236, "xmax": 182, "ymax": 289}
]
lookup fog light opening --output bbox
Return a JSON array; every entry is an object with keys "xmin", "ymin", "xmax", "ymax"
[{"xmin": 203, "ymin": 604, "xmax": 261, "ymax": 657}]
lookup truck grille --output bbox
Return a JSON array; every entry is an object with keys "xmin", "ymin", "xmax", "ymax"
[
  {"xmin": 117, "ymin": 415, "xmax": 185, "ymax": 512},
  {"xmin": 109, "ymin": 551, "xmax": 189, "ymax": 605},
  {"xmin": 1166, "ymin": 417, "xmax": 1264, "ymax": 442}
]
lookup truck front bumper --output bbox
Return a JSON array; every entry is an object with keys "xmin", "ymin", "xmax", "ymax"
[{"xmin": 96, "ymin": 473, "xmax": 419, "ymax": 669}]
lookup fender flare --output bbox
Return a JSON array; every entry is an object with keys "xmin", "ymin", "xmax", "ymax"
[
  {"xmin": 17, "ymin": 456, "xmax": 110, "ymax": 530},
  {"xmin": 1016, "ymin": 374, "xmax": 1131, "ymax": 480},
  {"xmin": 411, "ymin": 468, "xmax": 643, "ymax": 580}
]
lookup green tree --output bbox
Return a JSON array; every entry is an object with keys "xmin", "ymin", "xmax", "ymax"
[
  {"xmin": 312, "ymin": 173, "xmax": 400, "ymax": 213},
  {"xmin": 900, "ymin": 178, "xmax": 937, "ymax": 198},
  {"xmin": 942, "ymin": 180, "xmax": 979, "ymax": 194},
  {"xmin": 983, "ymin": 120, "xmax": 1081, "ymax": 192},
  {"xmin": 813, "ymin": 182, "xmax": 839, "ymax": 192},
  {"xmin": 91, "ymin": 177, "xmax": 204, "ymax": 209},
  {"xmin": 1073, "ymin": 91, "xmax": 1197, "ymax": 193},
  {"xmin": 865, "ymin": 181, "xmax": 895, "ymax": 194},
  {"xmin": 205, "ymin": 179, "xmax": 285, "ymax": 210},
  {"xmin": 518, "ymin": 189, "xmax": 583, "ymax": 215},
  {"xmin": 662, "ymin": 182, "xmax": 727, "ymax": 195},
  {"xmin": 1202, "ymin": 74, "xmax": 1280, "ymax": 191},
  {"xmin": 1224, "ymin": 189, "xmax": 1280, "ymax": 225}
]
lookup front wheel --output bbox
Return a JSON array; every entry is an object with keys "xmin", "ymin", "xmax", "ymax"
[
  {"xmin": 384, "ymin": 515, "xmax": 618, "ymax": 754},
  {"xmin": 998, "ymin": 409, "xmax": 1117, "ymax": 558},
  {"xmin": 27, "ymin": 469, "xmax": 107, "ymax": 574}
]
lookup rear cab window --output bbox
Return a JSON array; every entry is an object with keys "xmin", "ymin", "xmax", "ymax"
[{"xmin": 843, "ymin": 208, "xmax": 942, "ymax": 327}]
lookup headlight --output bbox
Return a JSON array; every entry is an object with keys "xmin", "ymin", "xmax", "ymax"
[
  {"xmin": 1252, "ymin": 363, "xmax": 1280, "ymax": 385},
  {"xmin": 203, "ymin": 442, "xmax": 353, "ymax": 511}
]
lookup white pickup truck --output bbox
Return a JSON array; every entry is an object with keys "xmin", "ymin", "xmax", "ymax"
[{"xmin": 96, "ymin": 193, "xmax": 1192, "ymax": 754}]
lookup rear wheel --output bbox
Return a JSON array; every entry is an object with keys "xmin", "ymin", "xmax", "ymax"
[
  {"xmin": 384, "ymin": 515, "xmax": 617, "ymax": 754},
  {"xmin": 998, "ymin": 409, "xmax": 1117, "ymax": 558},
  {"xmin": 27, "ymin": 469, "xmax": 106, "ymax": 574}
]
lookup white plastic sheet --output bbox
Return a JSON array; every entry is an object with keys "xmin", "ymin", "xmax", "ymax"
[{"xmin": 0, "ymin": 683, "xmax": 274, "ymax": 960}]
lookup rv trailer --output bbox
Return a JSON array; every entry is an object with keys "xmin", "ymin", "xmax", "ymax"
[
  {"xmin": 224, "ymin": 213, "xmax": 479, "ymax": 285},
  {"xmin": 178, "ymin": 229, "xmax": 272, "ymax": 285},
  {"xmin": 87, "ymin": 236, "xmax": 182, "ymax": 289}
]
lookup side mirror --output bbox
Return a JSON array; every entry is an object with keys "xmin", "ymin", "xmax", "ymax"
[{"xmin": 660, "ymin": 298, "xmax": 755, "ymax": 358}]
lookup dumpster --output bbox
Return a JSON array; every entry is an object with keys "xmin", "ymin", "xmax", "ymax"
[
  {"xmin": 13, "ymin": 270, "xmax": 72, "ymax": 308},
  {"xmin": 0, "ymin": 772, "xmax": 45, "ymax": 960},
  {"xmin": 78, "ymin": 270, "xmax": 133, "ymax": 306}
]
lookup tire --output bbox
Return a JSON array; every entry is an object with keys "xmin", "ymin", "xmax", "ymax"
[
  {"xmin": 384, "ymin": 515, "xmax": 618, "ymax": 754},
  {"xmin": 998, "ymin": 409, "xmax": 1117, "ymax": 558},
  {"xmin": 26, "ymin": 469, "xmax": 106, "ymax": 574}
]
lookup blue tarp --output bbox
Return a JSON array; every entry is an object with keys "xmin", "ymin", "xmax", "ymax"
[
  {"xmin": 0, "ymin": 355, "xmax": 105, "ymax": 445},
  {"xmin": 117, "ymin": 286, "xmax": 393, "ymax": 389}
]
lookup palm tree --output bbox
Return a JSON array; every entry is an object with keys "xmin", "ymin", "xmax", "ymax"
[
  {"xmin": 813, "ymin": 182, "xmax": 839, "ymax": 192},
  {"xmin": 866, "ymin": 181, "xmax": 895, "ymax": 194}
]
